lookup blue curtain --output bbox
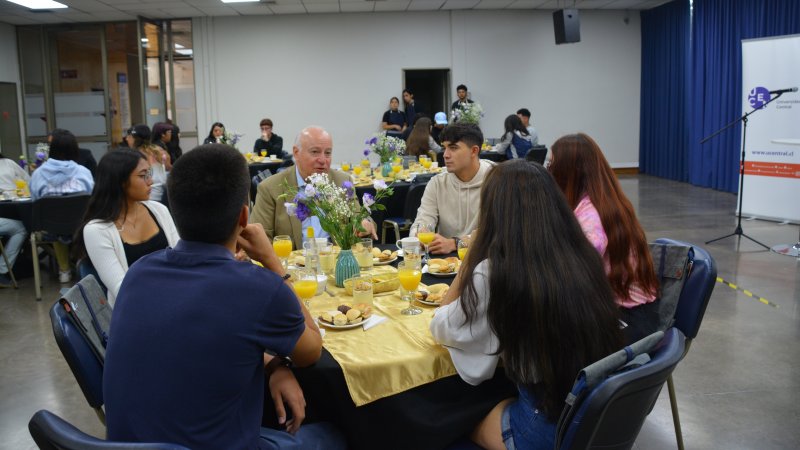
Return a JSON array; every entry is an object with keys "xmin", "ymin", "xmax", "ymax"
[
  {"xmin": 639, "ymin": 0, "xmax": 690, "ymax": 182},
  {"xmin": 641, "ymin": 0, "xmax": 800, "ymax": 193}
]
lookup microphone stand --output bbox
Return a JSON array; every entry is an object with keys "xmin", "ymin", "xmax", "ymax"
[{"xmin": 702, "ymin": 93, "xmax": 784, "ymax": 250}]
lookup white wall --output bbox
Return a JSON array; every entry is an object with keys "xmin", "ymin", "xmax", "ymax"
[
  {"xmin": 194, "ymin": 10, "xmax": 641, "ymax": 166},
  {"xmin": 0, "ymin": 23, "xmax": 26, "ymax": 158}
]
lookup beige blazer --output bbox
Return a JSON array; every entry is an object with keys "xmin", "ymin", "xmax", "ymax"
[{"xmin": 250, "ymin": 167, "xmax": 351, "ymax": 249}]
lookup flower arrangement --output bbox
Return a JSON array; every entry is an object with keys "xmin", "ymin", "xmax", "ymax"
[
  {"xmin": 222, "ymin": 131, "xmax": 243, "ymax": 151},
  {"xmin": 364, "ymin": 134, "xmax": 406, "ymax": 164},
  {"xmin": 281, "ymin": 174, "xmax": 393, "ymax": 250},
  {"xmin": 450, "ymin": 102, "xmax": 484, "ymax": 125}
]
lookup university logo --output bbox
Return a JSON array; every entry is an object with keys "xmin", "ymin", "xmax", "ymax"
[{"xmin": 748, "ymin": 87, "xmax": 770, "ymax": 109}]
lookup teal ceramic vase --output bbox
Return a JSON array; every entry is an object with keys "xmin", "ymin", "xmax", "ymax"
[
  {"xmin": 335, "ymin": 249, "xmax": 360, "ymax": 287},
  {"xmin": 381, "ymin": 161, "xmax": 392, "ymax": 177}
]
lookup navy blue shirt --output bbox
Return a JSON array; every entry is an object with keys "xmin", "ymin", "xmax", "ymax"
[
  {"xmin": 103, "ymin": 240, "xmax": 305, "ymax": 450},
  {"xmin": 382, "ymin": 109, "xmax": 406, "ymax": 128}
]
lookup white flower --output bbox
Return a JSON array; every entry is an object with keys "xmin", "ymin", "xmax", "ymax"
[
  {"xmin": 362, "ymin": 192, "xmax": 375, "ymax": 213},
  {"xmin": 284, "ymin": 202, "xmax": 297, "ymax": 216},
  {"xmin": 373, "ymin": 179, "xmax": 387, "ymax": 191}
]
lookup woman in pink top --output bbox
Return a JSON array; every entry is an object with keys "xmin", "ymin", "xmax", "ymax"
[{"xmin": 549, "ymin": 133, "xmax": 659, "ymax": 342}]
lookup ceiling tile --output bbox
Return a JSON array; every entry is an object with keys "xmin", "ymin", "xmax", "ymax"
[
  {"xmin": 340, "ymin": 2, "xmax": 374, "ymax": 12},
  {"xmin": 269, "ymin": 4, "xmax": 308, "ymax": 14},
  {"xmin": 195, "ymin": 6, "xmax": 241, "ymax": 15},
  {"xmin": 441, "ymin": 0, "xmax": 480, "ymax": 9},
  {"xmin": 407, "ymin": 0, "xmax": 444, "ymax": 10},
  {"xmin": 304, "ymin": 3, "xmax": 340, "ymax": 13},
  {"xmin": 473, "ymin": 0, "xmax": 514, "ymax": 9},
  {"xmin": 229, "ymin": 3, "xmax": 276, "ymax": 14},
  {"xmin": 374, "ymin": 0, "xmax": 410, "ymax": 12}
]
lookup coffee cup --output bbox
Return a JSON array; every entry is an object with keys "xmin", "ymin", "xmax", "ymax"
[{"xmin": 396, "ymin": 237, "xmax": 421, "ymax": 257}]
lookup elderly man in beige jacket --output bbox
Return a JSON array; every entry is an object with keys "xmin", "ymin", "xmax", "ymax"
[
  {"xmin": 411, "ymin": 123, "xmax": 494, "ymax": 255},
  {"xmin": 250, "ymin": 126, "xmax": 377, "ymax": 249}
]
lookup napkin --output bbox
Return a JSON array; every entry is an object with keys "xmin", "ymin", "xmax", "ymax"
[
  {"xmin": 363, "ymin": 314, "xmax": 387, "ymax": 331},
  {"xmin": 421, "ymin": 264, "xmax": 430, "ymax": 274}
]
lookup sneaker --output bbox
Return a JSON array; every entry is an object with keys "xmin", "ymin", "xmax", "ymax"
[
  {"xmin": 59, "ymin": 270, "xmax": 72, "ymax": 283},
  {"xmin": 0, "ymin": 273, "xmax": 11, "ymax": 288}
]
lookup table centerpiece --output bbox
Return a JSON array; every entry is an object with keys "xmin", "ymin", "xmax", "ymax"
[
  {"xmin": 364, "ymin": 134, "xmax": 405, "ymax": 177},
  {"xmin": 282, "ymin": 174, "xmax": 394, "ymax": 287}
]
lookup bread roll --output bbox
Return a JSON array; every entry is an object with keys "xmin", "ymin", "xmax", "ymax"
[{"xmin": 346, "ymin": 308, "xmax": 362, "ymax": 322}]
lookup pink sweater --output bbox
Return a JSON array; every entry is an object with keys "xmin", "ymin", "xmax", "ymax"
[{"xmin": 574, "ymin": 195, "xmax": 656, "ymax": 308}]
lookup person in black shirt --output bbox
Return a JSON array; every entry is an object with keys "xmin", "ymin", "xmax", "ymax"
[
  {"xmin": 402, "ymin": 88, "xmax": 423, "ymax": 131},
  {"xmin": 450, "ymin": 84, "xmax": 474, "ymax": 113},
  {"xmin": 165, "ymin": 120, "xmax": 183, "ymax": 164},
  {"xmin": 252, "ymin": 118, "xmax": 284, "ymax": 157},
  {"xmin": 381, "ymin": 97, "xmax": 406, "ymax": 138}
]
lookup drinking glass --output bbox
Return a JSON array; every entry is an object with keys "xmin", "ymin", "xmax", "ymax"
[
  {"xmin": 318, "ymin": 241, "xmax": 335, "ymax": 276},
  {"xmin": 361, "ymin": 159, "xmax": 371, "ymax": 168},
  {"xmin": 353, "ymin": 165, "xmax": 363, "ymax": 176},
  {"xmin": 392, "ymin": 163, "xmax": 402, "ymax": 175},
  {"xmin": 273, "ymin": 235, "xmax": 292, "ymax": 270},
  {"xmin": 260, "ymin": 150, "xmax": 267, "ymax": 157},
  {"xmin": 416, "ymin": 223, "xmax": 435, "ymax": 264},
  {"xmin": 293, "ymin": 268, "xmax": 318, "ymax": 308},
  {"xmin": 354, "ymin": 238, "xmax": 374, "ymax": 271},
  {"xmin": 351, "ymin": 275, "xmax": 374, "ymax": 306},
  {"xmin": 457, "ymin": 237, "xmax": 469, "ymax": 261},
  {"xmin": 342, "ymin": 162, "xmax": 351, "ymax": 172},
  {"xmin": 398, "ymin": 261, "xmax": 422, "ymax": 315}
]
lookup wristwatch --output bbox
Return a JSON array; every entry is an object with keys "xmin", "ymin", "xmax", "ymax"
[
  {"xmin": 453, "ymin": 237, "xmax": 461, "ymax": 249},
  {"xmin": 281, "ymin": 273, "xmax": 292, "ymax": 281},
  {"xmin": 266, "ymin": 355, "xmax": 292, "ymax": 376}
]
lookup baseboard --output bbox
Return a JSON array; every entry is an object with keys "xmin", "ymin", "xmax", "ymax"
[{"xmin": 613, "ymin": 167, "xmax": 639, "ymax": 175}]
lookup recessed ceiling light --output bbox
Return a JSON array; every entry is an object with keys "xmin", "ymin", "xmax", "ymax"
[{"xmin": 6, "ymin": 0, "xmax": 68, "ymax": 9}]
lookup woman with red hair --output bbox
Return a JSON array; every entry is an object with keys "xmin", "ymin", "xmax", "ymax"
[{"xmin": 548, "ymin": 133, "xmax": 659, "ymax": 342}]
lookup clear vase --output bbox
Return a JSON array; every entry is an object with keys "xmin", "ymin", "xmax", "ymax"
[
  {"xmin": 335, "ymin": 249, "xmax": 361, "ymax": 288},
  {"xmin": 381, "ymin": 161, "xmax": 392, "ymax": 177}
]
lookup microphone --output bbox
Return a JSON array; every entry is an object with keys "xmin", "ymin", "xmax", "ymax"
[{"xmin": 770, "ymin": 87, "xmax": 798, "ymax": 95}]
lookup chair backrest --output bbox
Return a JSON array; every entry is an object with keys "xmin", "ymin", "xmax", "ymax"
[
  {"xmin": 29, "ymin": 410, "xmax": 190, "ymax": 450},
  {"xmin": 30, "ymin": 194, "xmax": 91, "ymax": 235},
  {"xmin": 251, "ymin": 170, "xmax": 270, "ymax": 203},
  {"xmin": 525, "ymin": 145, "xmax": 548, "ymax": 165},
  {"xmin": 403, "ymin": 180, "xmax": 429, "ymax": 220},
  {"xmin": 654, "ymin": 238, "xmax": 717, "ymax": 340},
  {"xmin": 49, "ymin": 301, "xmax": 104, "ymax": 410},
  {"xmin": 556, "ymin": 328, "xmax": 686, "ymax": 450}
]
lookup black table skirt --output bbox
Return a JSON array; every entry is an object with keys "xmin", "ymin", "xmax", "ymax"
[
  {"xmin": 356, "ymin": 181, "xmax": 411, "ymax": 236},
  {"xmin": 248, "ymin": 161, "xmax": 284, "ymax": 179},
  {"xmin": 291, "ymin": 350, "xmax": 515, "ymax": 450},
  {"xmin": 0, "ymin": 200, "xmax": 32, "ymax": 229}
]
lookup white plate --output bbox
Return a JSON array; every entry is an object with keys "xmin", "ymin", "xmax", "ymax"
[
  {"xmin": 423, "ymin": 264, "xmax": 457, "ymax": 277},
  {"xmin": 373, "ymin": 256, "xmax": 398, "ymax": 266},
  {"xmin": 416, "ymin": 297, "xmax": 441, "ymax": 307},
  {"xmin": 318, "ymin": 319, "xmax": 365, "ymax": 330}
]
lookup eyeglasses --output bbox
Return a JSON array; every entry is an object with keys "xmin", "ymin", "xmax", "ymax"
[{"xmin": 137, "ymin": 168, "xmax": 153, "ymax": 181}]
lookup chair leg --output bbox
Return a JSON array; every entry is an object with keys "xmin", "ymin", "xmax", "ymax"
[
  {"xmin": 667, "ymin": 374, "xmax": 685, "ymax": 450},
  {"xmin": 31, "ymin": 234, "xmax": 42, "ymax": 301},
  {"xmin": 381, "ymin": 224, "xmax": 388, "ymax": 244},
  {"xmin": 0, "ymin": 241, "xmax": 18, "ymax": 289},
  {"xmin": 393, "ymin": 223, "xmax": 400, "ymax": 243}
]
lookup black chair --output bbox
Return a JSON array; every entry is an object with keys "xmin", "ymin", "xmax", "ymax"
[
  {"xmin": 50, "ymin": 300, "xmax": 105, "ymax": 424},
  {"xmin": 525, "ymin": 145, "xmax": 548, "ymax": 165},
  {"xmin": 556, "ymin": 328, "xmax": 686, "ymax": 450},
  {"xmin": 381, "ymin": 179, "xmax": 428, "ymax": 243},
  {"xmin": 250, "ymin": 169, "xmax": 271, "ymax": 205},
  {"xmin": 654, "ymin": 238, "xmax": 717, "ymax": 450},
  {"xmin": 29, "ymin": 409, "xmax": 190, "ymax": 450},
  {"xmin": 29, "ymin": 194, "xmax": 91, "ymax": 300}
]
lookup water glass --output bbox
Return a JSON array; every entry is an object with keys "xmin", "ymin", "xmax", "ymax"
[
  {"xmin": 350, "ymin": 275, "xmax": 374, "ymax": 306},
  {"xmin": 355, "ymin": 238, "xmax": 374, "ymax": 270}
]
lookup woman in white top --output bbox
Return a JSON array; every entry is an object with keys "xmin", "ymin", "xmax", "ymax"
[
  {"xmin": 126, "ymin": 124, "xmax": 170, "ymax": 203},
  {"xmin": 493, "ymin": 114, "xmax": 537, "ymax": 159},
  {"xmin": 430, "ymin": 160, "xmax": 623, "ymax": 450},
  {"xmin": 75, "ymin": 149, "xmax": 179, "ymax": 306}
]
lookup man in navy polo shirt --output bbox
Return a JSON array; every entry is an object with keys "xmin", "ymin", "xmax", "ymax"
[{"xmin": 103, "ymin": 144, "xmax": 344, "ymax": 449}]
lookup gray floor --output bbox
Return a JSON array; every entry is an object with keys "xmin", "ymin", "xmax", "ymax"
[{"xmin": 1, "ymin": 174, "xmax": 799, "ymax": 450}]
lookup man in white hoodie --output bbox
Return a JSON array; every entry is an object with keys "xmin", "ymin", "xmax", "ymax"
[{"xmin": 411, "ymin": 123, "xmax": 494, "ymax": 254}]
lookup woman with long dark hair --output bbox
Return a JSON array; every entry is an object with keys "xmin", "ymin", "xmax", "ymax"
[
  {"xmin": 75, "ymin": 150, "xmax": 179, "ymax": 306},
  {"xmin": 548, "ymin": 133, "xmax": 659, "ymax": 342},
  {"xmin": 203, "ymin": 122, "xmax": 226, "ymax": 145},
  {"xmin": 128, "ymin": 124, "xmax": 170, "ymax": 202},
  {"xmin": 405, "ymin": 117, "xmax": 441, "ymax": 159},
  {"xmin": 430, "ymin": 160, "xmax": 623, "ymax": 450},
  {"xmin": 493, "ymin": 114, "xmax": 535, "ymax": 159}
]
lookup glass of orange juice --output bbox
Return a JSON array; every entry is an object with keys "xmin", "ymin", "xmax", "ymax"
[
  {"xmin": 342, "ymin": 162, "xmax": 351, "ymax": 172},
  {"xmin": 273, "ymin": 235, "xmax": 292, "ymax": 270},
  {"xmin": 416, "ymin": 223, "xmax": 435, "ymax": 264},
  {"xmin": 392, "ymin": 163, "xmax": 402, "ymax": 175},
  {"xmin": 361, "ymin": 158, "xmax": 370, "ymax": 168},
  {"xmin": 398, "ymin": 261, "xmax": 423, "ymax": 315},
  {"xmin": 293, "ymin": 268, "xmax": 318, "ymax": 308},
  {"xmin": 457, "ymin": 238, "xmax": 469, "ymax": 260},
  {"xmin": 260, "ymin": 150, "xmax": 267, "ymax": 157},
  {"xmin": 353, "ymin": 165, "xmax": 363, "ymax": 176}
]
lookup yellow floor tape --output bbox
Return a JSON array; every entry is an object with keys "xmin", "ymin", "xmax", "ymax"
[{"xmin": 716, "ymin": 277, "xmax": 779, "ymax": 308}]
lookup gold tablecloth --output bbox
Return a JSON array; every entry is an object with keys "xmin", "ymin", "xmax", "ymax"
[{"xmin": 307, "ymin": 265, "xmax": 456, "ymax": 406}]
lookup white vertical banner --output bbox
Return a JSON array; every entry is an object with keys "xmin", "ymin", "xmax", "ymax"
[{"xmin": 741, "ymin": 34, "xmax": 800, "ymax": 223}]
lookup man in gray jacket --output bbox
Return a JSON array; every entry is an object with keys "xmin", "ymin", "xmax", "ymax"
[{"xmin": 411, "ymin": 123, "xmax": 494, "ymax": 254}]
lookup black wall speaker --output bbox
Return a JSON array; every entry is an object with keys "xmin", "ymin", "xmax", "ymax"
[{"xmin": 553, "ymin": 9, "xmax": 580, "ymax": 44}]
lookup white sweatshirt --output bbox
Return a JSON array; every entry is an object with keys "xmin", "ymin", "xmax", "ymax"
[{"xmin": 411, "ymin": 159, "xmax": 494, "ymax": 239}]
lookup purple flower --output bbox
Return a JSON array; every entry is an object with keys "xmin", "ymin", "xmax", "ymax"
[
  {"xmin": 342, "ymin": 181, "xmax": 354, "ymax": 199},
  {"xmin": 293, "ymin": 192, "xmax": 307, "ymax": 203},
  {"xmin": 362, "ymin": 192, "xmax": 375, "ymax": 213},
  {"xmin": 363, "ymin": 149, "xmax": 370, "ymax": 157},
  {"xmin": 36, "ymin": 151, "xmax": 46, "ymax": 160},
  {"xmin": 304, "ymin": 184, "xmax": 316, "ymax": 197},
  {"xmin": 295, "ymin": 202, "xmax": 311, "ymax": 222},
  {"xmin": 373, "ymin": 179, "xmax": 387, "ymax": 191},
  {"xmin": 369, "ymin": 137, "xmax": 378, "ymax": 145}
]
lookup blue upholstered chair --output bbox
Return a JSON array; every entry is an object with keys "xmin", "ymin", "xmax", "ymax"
[
  {"xmin": 49, "ymin": 301, "xmax": 105, "ymax": 425},
  {"xmin": 29, "ymin": 409, "xmax": 190, "ymax": 450},
  {"xmin": 555, "ymin": 328, "xmax": 686, "ymax": 450},
  {"xmin": 381, "ymin": 179, "xmax": 429, "ymax": 244},
  {"xmin": 654, "ymin": 238, "xmax": 717, "ymax": 450}
]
